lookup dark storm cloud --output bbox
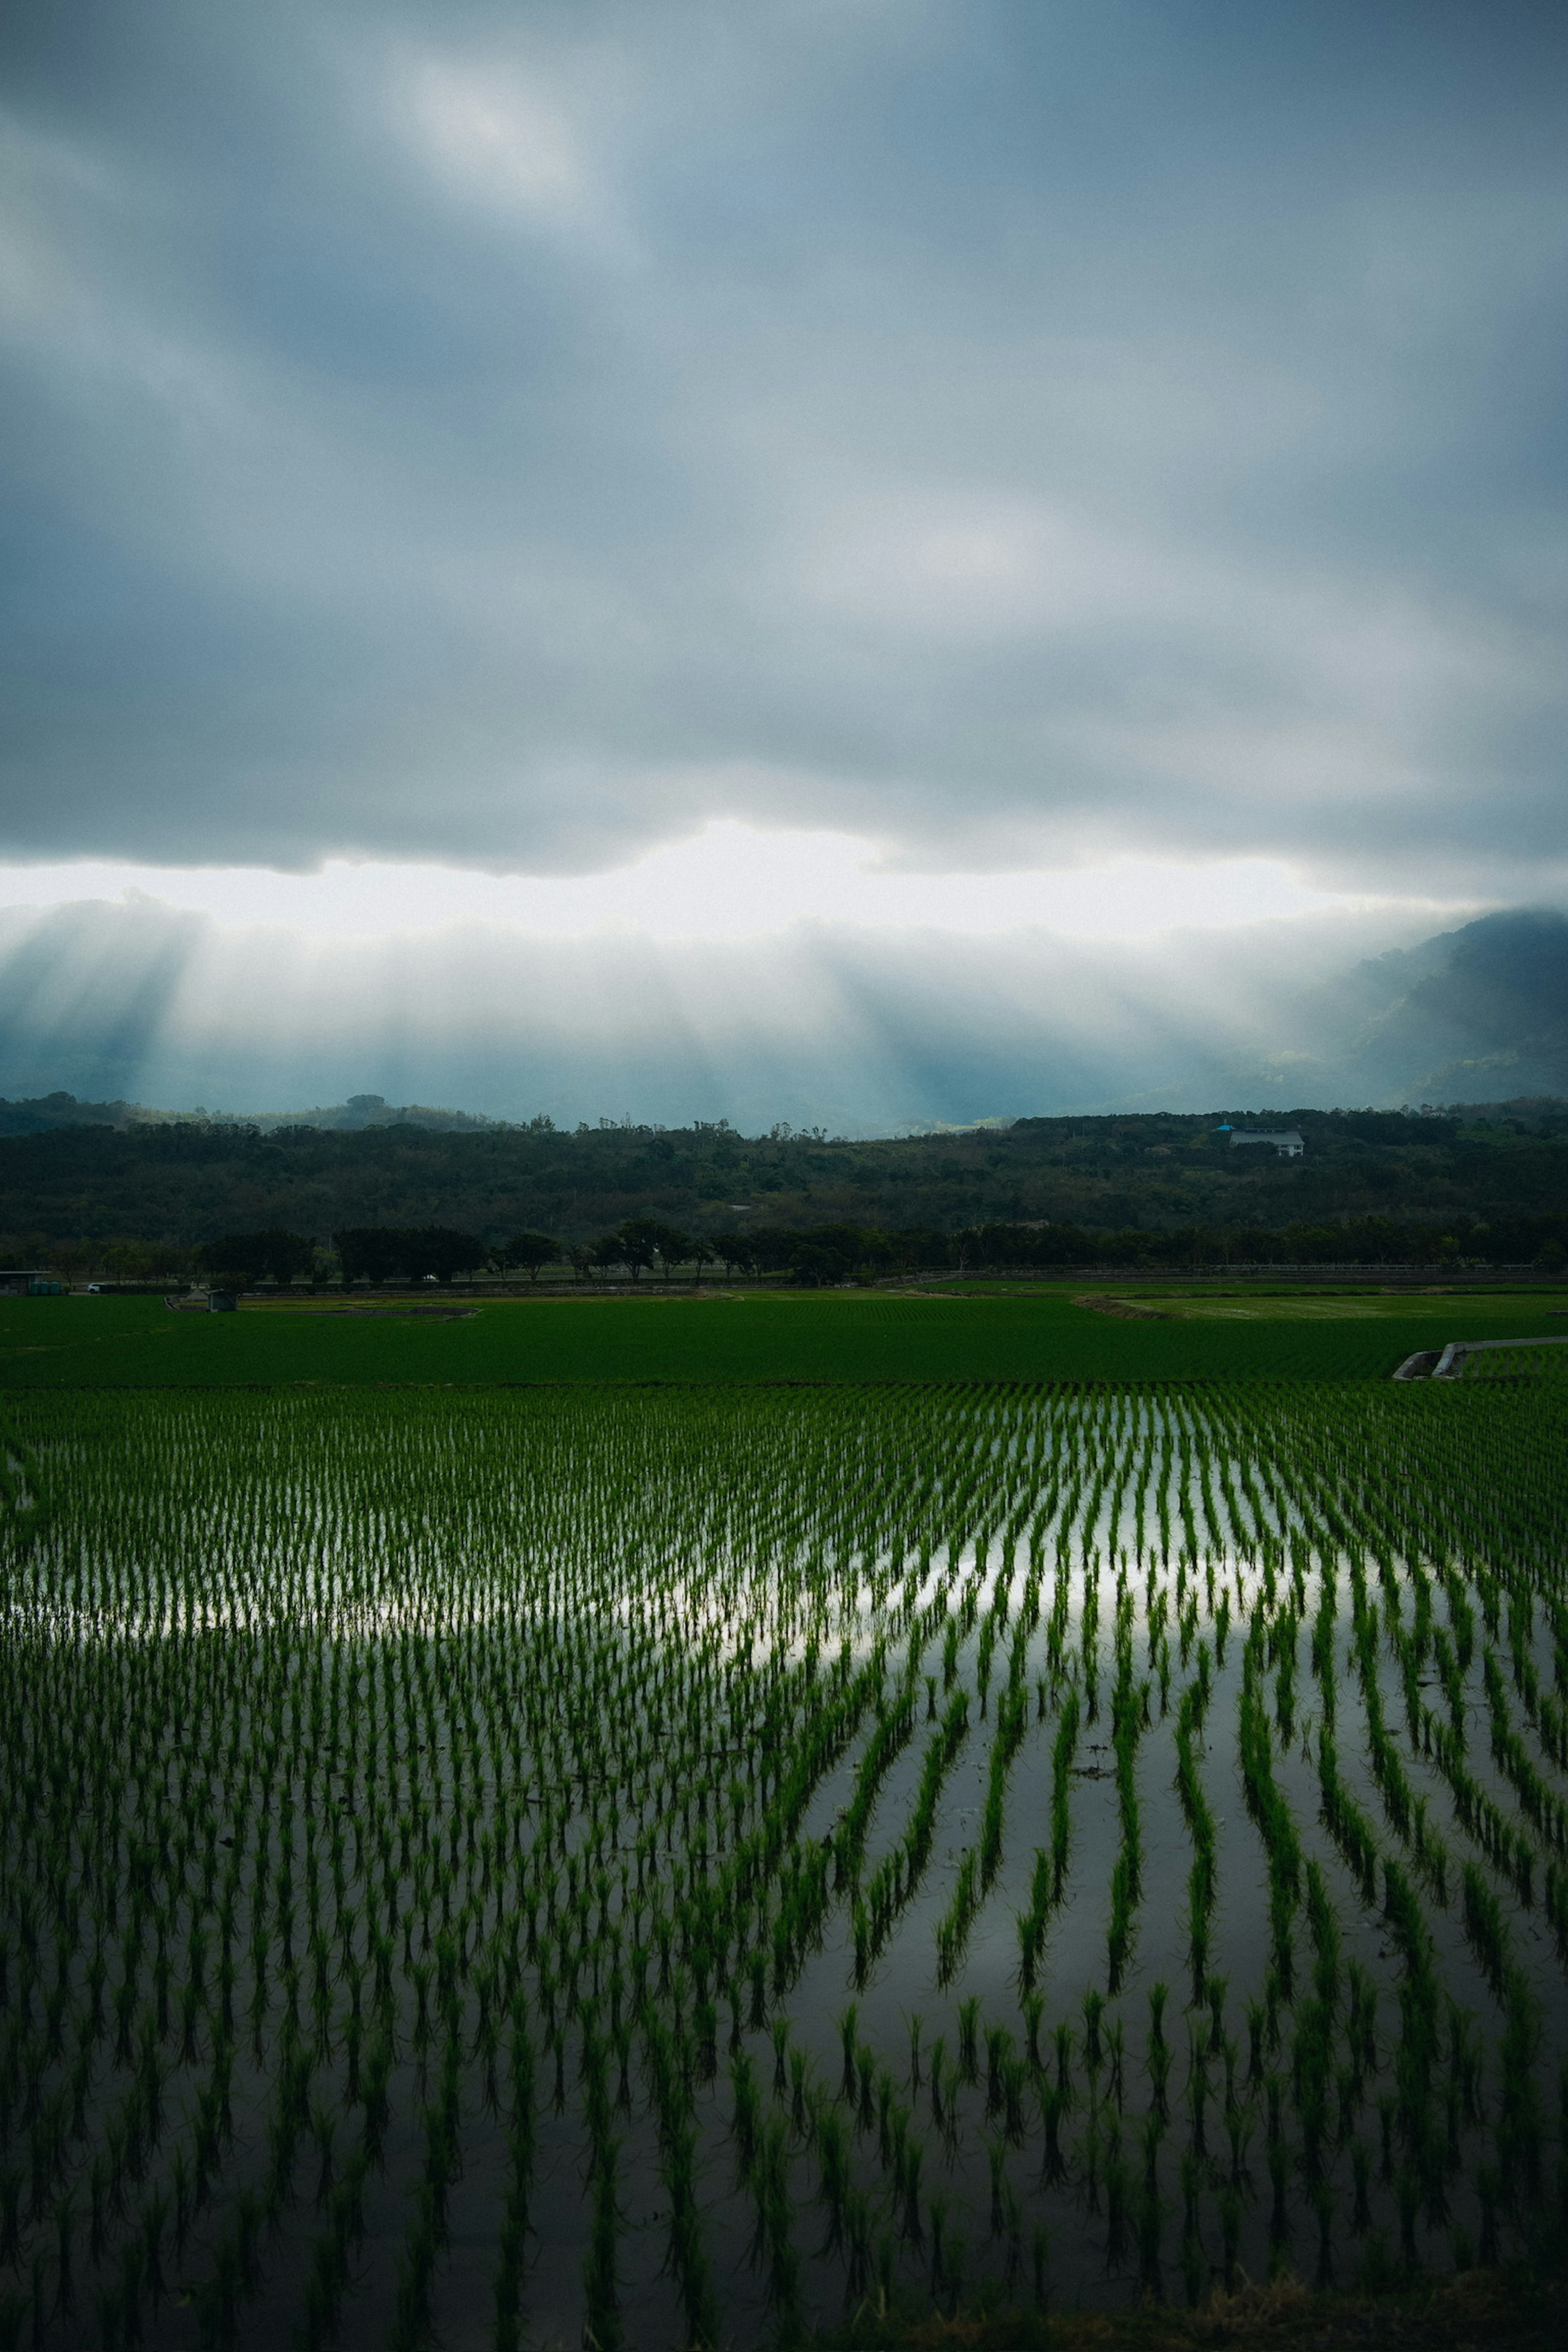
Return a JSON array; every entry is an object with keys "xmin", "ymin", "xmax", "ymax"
[{"xmin": 2, "ymin": 0, "xmax": 1566, "ymax": 889}]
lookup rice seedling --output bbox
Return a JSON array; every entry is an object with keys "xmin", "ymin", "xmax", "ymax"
[{"xmin": 0, "ymin": 1375, "xmax": 1563, "ymax": 2336}]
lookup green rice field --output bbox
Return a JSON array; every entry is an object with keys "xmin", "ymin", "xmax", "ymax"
[
  {"xmin": 3, "ymin": 1366, "xmax": 1567, "ymax": 2347},
  {"xmin": 2, "ymin": 1285, "xmax": 1565, "ymax": 1390}
]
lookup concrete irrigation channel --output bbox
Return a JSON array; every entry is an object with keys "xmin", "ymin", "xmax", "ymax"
[{"xmin": 1394, "ymin": 1334, "xmax": 1568, "ymax": 1378}]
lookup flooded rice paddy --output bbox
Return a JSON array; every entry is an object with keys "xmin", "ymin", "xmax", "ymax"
[{"xmin": 2, "ymin": 1379, "xmax": 1566, "ymax": 2348}]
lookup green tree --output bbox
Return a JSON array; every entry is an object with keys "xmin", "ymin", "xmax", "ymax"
[
  {"xmin": 648, "ymin": 1223, "xmax": 693, "ymax": 1281},
  {"xmin": 787, "ymin": 1232, "xmax": 853, "ymax": 1287},
  {"xmin": 401, "ymin": 1227, "xmax": 487, "ymax": 1284},
  {"xmin": 333, "ymin": 1227, "xmax": 405, "ymax": 1286},
  {"xmin": 198, "ymin": 1230, "xmax": 314, "ymax": 1290},
  {"xmin": 609, "ymin": 1218, "xmax": 664, "ymax": 1280},
  {"xmin": 503, "ymin": 1231, "xmax": 559, "ymax": 1283},
  {"xmin": 43, "ymin": 1238, "xmax": 93, "ymax": 1282},
  {"xmin": 687, "ymin": 1234, "xmax": 717, "ymax": 1285},
  {"xmin": 101, "ymin": 1237, "xmax": 158, "ymax": 1284}
]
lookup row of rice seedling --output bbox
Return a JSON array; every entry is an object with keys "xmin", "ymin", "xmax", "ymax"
[{"xmin": 0, "ymin": 1374, "xmax": 1565, "ymax": 2345}]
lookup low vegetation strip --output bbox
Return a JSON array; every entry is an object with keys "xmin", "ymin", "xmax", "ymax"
[
  {"xmin": 2, "ymin": 1375, "xmax": 1566, "ymax": 2343},
  {"xmin": 6, "ymin": 1287, "xmax": 1566, "ymax": 1389}
]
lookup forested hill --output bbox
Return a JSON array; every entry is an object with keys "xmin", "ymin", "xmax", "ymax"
[
  {"xmin": 4, "ymin": 1100, "xmax": 1568, "ymax": 1253},
  {"xmin": 0, "ymin": 1088, "xmax": 500, "ymax": 1138}
]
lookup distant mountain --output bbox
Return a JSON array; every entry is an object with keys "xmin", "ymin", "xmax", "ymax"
[
  {"xmin": 1171, "ymin": 909, "xmax": 1568, "ymax": 1113},
  {"xmin": 243, "ymin": 1094, "xmax": 503, "ymax": 1134},
  {"xmin": 0, "ymin": 1089, "xmax": 504, "ymax": 1138},
  {"xmin": 1329, "ymin": 909, "xmax": 1568, "ymax": 1103},
  {"xmin": 0, "ymin": 1091, "xmax": 144, "ymax": 1138}
]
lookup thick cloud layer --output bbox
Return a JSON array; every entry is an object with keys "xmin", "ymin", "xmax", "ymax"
[{"xmin": 3, "ymin": 1, "xmax": 1566, "ymax": 895}]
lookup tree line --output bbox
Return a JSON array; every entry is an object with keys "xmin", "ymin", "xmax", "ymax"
[
  {"xmin": 188, "ymin": 1206, "xmax": 1568, "ymax": 1291},
  {"xmin": 196, "ymin": 1218, "xmax": 955, "ymax": 1289}
]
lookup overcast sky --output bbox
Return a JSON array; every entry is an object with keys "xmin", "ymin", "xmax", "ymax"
[{"xmin": 2, "ymin": 1, "xmax": 1564, "ymax": 1120}]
